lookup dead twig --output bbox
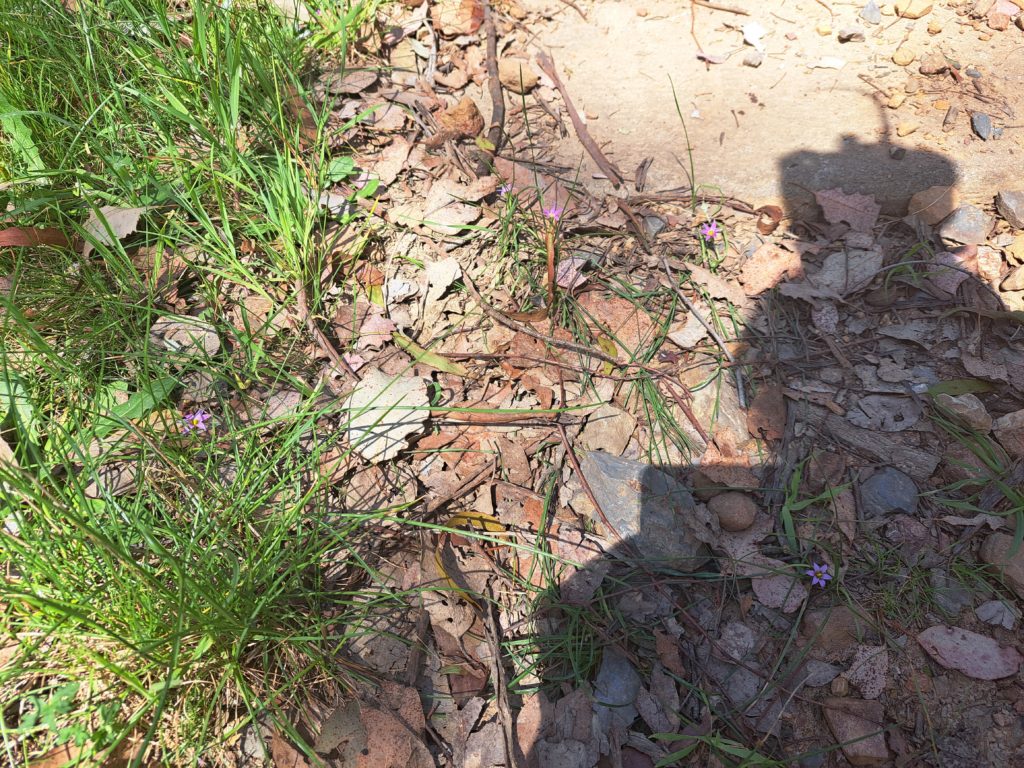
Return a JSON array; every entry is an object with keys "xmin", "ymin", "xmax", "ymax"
[
  {"xmin": 294, "ymin": 281, "xmax": 360, "ymax": 382},
  {"xmin": 693, "ymin": 0, "xmax": 749, "ymax": 15},
  {"xmin": 475, "ymin": 0, "xmax": 505, "ymax": 177},
  {"xmin": 535, "ymin": 51, "xmax": 625, "ymax": 188}
]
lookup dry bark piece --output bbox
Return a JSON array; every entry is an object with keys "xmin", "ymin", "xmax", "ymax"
[{"xmin": 738, "ymin": 243, "xmax": 804, "ymax": 295}]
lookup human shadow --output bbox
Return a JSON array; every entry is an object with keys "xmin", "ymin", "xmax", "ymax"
[{"xmin": 505, "ymin": 127, "xmax": 1022, "ymax": 768}]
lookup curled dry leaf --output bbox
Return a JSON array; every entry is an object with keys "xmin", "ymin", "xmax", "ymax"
[
  {"xmin": 755, "ymin": 204, "xmax": 783, "ymax": 235},
  {"xmin": 430, "ymin": 0, "xmax": 483, "ymax": 36},
  {"xmin": 82, "ymin": 205, "xmax": 151, "ymax": 259}
]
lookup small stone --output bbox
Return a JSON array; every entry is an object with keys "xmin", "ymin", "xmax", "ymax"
[
  {"xmin": 892, "ymin": 46, "xmax": 916, "ymax": 66},
  {"xmin": 498, "ymin": 58, "xmax": 539, "ymax": 93},
  {"xmin": 887, "ymin": 91, "xmax": 907, "ymax": 109},
  {"xmin": 905, "ymin": 76, "xmax": 922, "ymax": 93},
  {"xmin": 928, "ymin": 17, "xmax": 943, "ymax": 33},
  {"xmin": 934, "ymin": 393, "xmax": 992, "ymax": 431},
  {"xmin": 943, "ymin": 105, "xmax": 960, "ymax": 132},
  {"xmin": 919, "ymin": 52, "xmax": 948, "ymax": 74},
  {"xmin": 579, "ymin": 404, "xmax": 637, "ymax": 456},
  {"xmin": 743, "ymin": 50, "xmax": 765, "ymax": 67},
  {"xmin": 838, "ymin": 26, "xmax": 867, "ymax": 42},
  {"xmin": 859, "ymin": 467, "xmax": 918, "ymax": 518},
  {"xmin": 938, "ymin": 205, "xmax": 994, "ymax": 244},
  {"xmin": 896, "ymin": 122, "xmax": 919, "ymax": 137},
  {"xmin": 966, "ymin": 66, "xmax": 983, "ymax": 78},
  {"xmin": 861, "ymin": 0, "xmax": 883, "ymax": 24},
  {"xmin": 823, "ymin": 697, "xmax": 890, "ymax": 766},
  {"xmin": 997, "ymin": 190, "xmax": 1024, "ymax": 228},
  {"xmin": 929, "ymin": 569, "xmax": 973, "ymax": 616},
  {"xmin": 993, "ymin": 409, "xmax": 1024, "ymax": 457},
  {"xmin": 718, "ymin": 621, "xmax": 757, "ymax": 660},
  {"xmin": 817, "ymin": 22, "xmax": 833, "ymax": 35},
  {"xmin": 972, "ymin": 112, "xmax": 995, "ymax": 140},
  {"xmin": 1004, "ymin": 265, "xmax": 1024, "ymax": 291},
  {"xmin": 831, "ymin": 676, "xmax": 851, "ymax": 696},
  {"xmin": 895, "ymin": 0, "xmax": 933, "ymax": 18},
  {"xmin": 707, "ymin": 491, "xmax": 757, "ymax": 531},
  {"xmin": 908, "ymin": 185, "xmax": 959, "ymax": 225},
  {"xmin": 933, "ymin": 99, "xmax": 950, "ymax": 110},
  {"xmin": 802, "ymin": 606, "xmax": 870, "ymax": 655},
  {"xmin": 988, "ymin": 10, "xmax": 1011, "ymax": 28},
  {"xmin": 803, "ymin": 659, "xmax": 842, "ymax": 687},
  {"xmin": 889, "ymin": 146, "xmax": 906, "ymax": 160},
  {"xmin": 976, "ymin": 599, "xmax": 1020, "ymax": 630},
  {"xmin": 981, "ymin": 532, "xmax": 1024, "ymax": 599}
]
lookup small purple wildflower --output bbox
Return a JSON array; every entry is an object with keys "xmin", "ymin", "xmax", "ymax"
[
  {"xmin": 805, "ymin": 562, "xmax": 832, "ymax": 589},
  {"xmin": 699, "ymin": 220, "xmax": 719, "ymax": 242},
  {"xmin": 498, "ymin": 182, "xmax": 513, "ymax": 197},
  {"xmin": 542, "ymin": 203, "xmax": 564, "ymax": 221},
  {"xmin": 182, "ymin": 408, "xmax": 211, "ymax": 435}
]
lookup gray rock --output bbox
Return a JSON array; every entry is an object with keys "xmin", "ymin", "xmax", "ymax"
[
  {"xmin": 718, "ymin": 621, "xmax": 757, "ymax": 661},
  {"xmin": 802, "ymin": 659, "xmax": 842, "ymax": 687},
  {"xmin": 972, "ymin": 112, "xmax": 994, "ymax": 141},
  {"xmin": 644, "ymin": 215, "xmax": 667, "ymax": 238},
  {"xmin": 580, "ymin": 451, "xmax": 715, "ymax": 569},
  {"xmin": 929, "ymin": 569, "xmax": 973, "ymax": 616},
  {"xmin": 976, "ymin": 599, "xmax": 1019, "ymax": 630},
  {"xmin": 860, "ymin": 0, "xmax": 882, "ymax": 24},
  {"xmin": 938, "ymin": 205, "xmax": 994, "ymax": 245},
  {"xmin": 997, "ymin": 190, "xmax": 1024, "ymax": 229},
  {"xmin": 859, "ymin": 467, "xmax": 918, "ymax": 518},
  {"xmin": 592, "ymin": 646, "xmax": 641, "ymax": 731}
]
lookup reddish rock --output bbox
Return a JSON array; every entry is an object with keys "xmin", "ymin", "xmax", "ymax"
[{"xmin": 822, "ymin": 697, "xmax": 890, "ymax": 766}]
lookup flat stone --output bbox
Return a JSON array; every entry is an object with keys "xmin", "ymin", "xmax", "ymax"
[
  {"xmin": 928, "ymin": 17, "xmax": 943, "ymax": 33},
  {"xmin": 934, "ymin": 393, "xmax": 992, "ymax": 432},
  {"xmin": 896, "ymin": 122, "xmax": 919, "ymax": 137},
  {"xmin": 859, "ymin": 467, "xmax": 918, "ymax": 518},
  {"xmin": 579, "ymin": 404, "xmax": 637, "ymax": 456},
  {"xmin": 907, "ymin": 185, "xmax": 959, "ymax": 225},
  {"xmin": 707, "ymin": 491, "xmax": 758, "ymax": 532},
  {"xmin": 938, "ymin": 205, "xmax": 994, "ymax": 244},
  {"xmin": 988, "ymin": 10, "xmax": 1011, "ymax": 29},
  {"xmin": 580, "ymin": 451, "xmax": 714, "ymax": 569},
  {"xmin": 996, "ymin": 190, "xmax": 1024, "ymax": 228},
  {"xmin": 801, "ymin": 606, "xmax": 870, "ymax": 655},
  {"xmin": 802, "ymin": 659, "xmax": 842, "ymax": 687},
  {"xmin": 498, "ymin": 58, "xmax": 539, "ymax": 93},
  {"xmin": 972, "ymin": 112, "xmax": 995, "ymax": 140},
  {"xmin": 929, "ymin": 569, "xmax": 974, "ymax": 616},
  {"xmin": 860, "ymin": 0, "xmax": 882, "ymax": 24},
  {"xmin": 743, "ymin": 50, "xmax": 765, "ymax": 67},
  {"xmin": 592, "ymin": 646, "xmax": 641, "ymax": 730},
  {"xmin": 975, "ymin": 599, "xmax": 1019, "ymax": 630},
  {"xmin": 822, "ymin": 697, "xmax": 890, "ymax": 766},
  {"xmin": 1004, "ymin": 265, "xmax": 1024, "ymax": 291},
  {"xmin": 892, "ymin": 46, "xmax": 916, "ymax": 66},
  {"xmin": 980, "ymin": 532, "xmax": 1024, "ymax": 599},
  {"xmin": 718, "ymin": 620, "xmax": 757, "ymax": 660},
  {"xmin": 993, "ymin": 409, "xmax": 1024, "ymax": 457},
  {"xmin": 895, "ymin": 0, "xmax": 933, "ymax": 17},
  {"xmin": 919, "ymin": 52, "xmax": 948, "ymax": 75}
]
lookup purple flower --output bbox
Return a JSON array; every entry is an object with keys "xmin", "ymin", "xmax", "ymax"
[
  {"xmin": 699, "ymin": 220, "xmax": 719, "ymax": 242},
  {"xmin": 182, "ymin": 408, "xmax": 211, "ymax": 435},
  {"xmin": 805, "ymin": 562, "xmax": 833, "ymax": 589},
  {"xmin": 542, "ymin": 203, "xmax": 563, "ymax": 221},
  {"xmin": 498, "ymin": 182, "xmax": 513, "ymax": 197}
]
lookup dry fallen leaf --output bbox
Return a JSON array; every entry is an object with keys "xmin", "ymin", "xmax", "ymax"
[
  {"xmin": 746, "ymin": 384, "xmax": 786, "ymax": 440},
  {"xmin": 82, "ymin": 205, "xmax": 150, "ymax": 259},
  {"xmin": 846, "ymin": 395, "xmax": 922, "ymax": 432},
  {"xmin": 357, "ymin": 311, "xmax": 397, "ymax": 350},
  {"xmin": 430, "ymin": 0, "xmax": 483, "ymax": 36},
  {"xmin": 345, "ymin": 369, "xmax": 429, "ymax": 463},
  {"xmin": 814, "ymin": 188, "xmax": 880, "ymax": 233},
  {"xmin": 739, "ymin": 243, "xmax": 803, "ymax": 296}
]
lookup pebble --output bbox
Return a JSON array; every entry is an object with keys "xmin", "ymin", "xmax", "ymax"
[
  {"xmin": 935, "ymin": 393, "xmax": 992, "ymax": 431},
  {"xmin": 707, "ymin": 491, "xmax": 757, "ymax": 531},
  {"xmin": 817, "ymin": 22, "xmax": 833, "ymax": 35},
  {"xmin": 928, "ymin": 18, "xmax": 943, "ymax": 33},
  {"xmin": 892, "ymin": 46, "xmax": 917, "ymax": 66},
  {"xmin": 966, "ymin": 66, "xmax": 983, "ymax": 78},
  {"xmin": 838, "ymin": 26, "xmax": 866, "ymax": 42},
  {"xmin": 743, "ymin": 50, "xmax": 765, "ymax": 67},
  {"xmin": 823, "ymin": 698, "xmax": 890, "ymax": 766},
  {"xmin": 831, "ymin": 677, "xmax": 850, "ymax": 696},
  {"xmin": 981, "ymin": 532, "xmax": 1024, "ymax": 599},
  {"xmin": 498, "ymin": 58, "xmax": 539, "ymax": 94},
  {"xmin": 938, "ymin": 204, "xmax": 994, "ymax": 244},
  {"xmin": 887, "ymin": 91, "xmax": 907, "ymax": 109},
  {"xmin": 1004, "ymin": 264, "xmax": 1024, "ymax": 291},
  {"xmin": 861, "ymin": 0, "xmax": 882, "ymax": 24},
  {"xmin": 996, "ymin": 190, "xmax": 1024, "ymax": 228},
  {"xmin": 992, "ymin": 409, "xmax": 1024, "ymax": 457},
  {"xmin": 988, "ymin": 10, "xmax": 1011, "ymax": 29},
  {"xmin": 896, "ymin": 122, "xmax": 919, "ymax": 137},
  {"xmin": 859, "ymin": 467, "xmax": 918, "ymax": 518},
  {"xmin": 908, "ymin": 185, "xmax": 959, "ymax": 225},
  {"xmin": 972, "ymin": 112, "xmax": 995, "ymax": 140},
  {"xmin": 919, "ymin": 52, "xmax": 948, "ymax": 74},
  {"xmin": 895, "ymin": 0, "xmax": 933, "ymax": 18}
]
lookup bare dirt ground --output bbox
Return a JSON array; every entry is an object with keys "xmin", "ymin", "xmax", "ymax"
[{"xmin": 236, "ymin": 1, "xmax": 1024, "ymax": 766}]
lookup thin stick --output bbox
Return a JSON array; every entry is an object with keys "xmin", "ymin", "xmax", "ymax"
[
  {"xmin": 476, "ymin": 0, "xmax": 505, "ymax": 177},
  {"xmin": 693, "ymin": 0, "xmax": 749, "ymax": 14},
  {"xmin": 535, "ymin": 51, "xmax": 625, "ymax": 188},
  {"xmin": 294, "ymin": 281, "xmax": 360, "ymax": 382},
  {"xmin": 545, "ymin": 224, "xmax": 557, "ymax": 310}
]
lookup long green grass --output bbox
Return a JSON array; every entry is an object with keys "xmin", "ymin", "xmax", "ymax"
[{"xmin": 0, "ymin": 0, "xmax": 398, "ymax": 763}]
